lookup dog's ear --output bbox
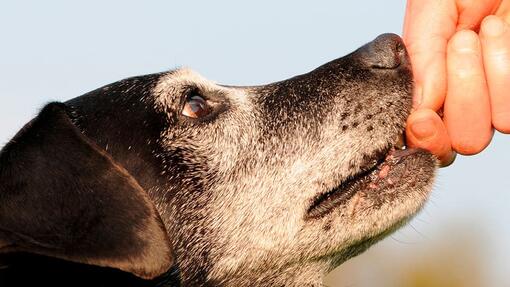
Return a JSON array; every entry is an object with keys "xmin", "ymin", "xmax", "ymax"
[{"xmin": 0, "ymin": 103, "xmax": 173, "ymax": 279}]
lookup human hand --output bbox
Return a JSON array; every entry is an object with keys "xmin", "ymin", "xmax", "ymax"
[{"xmin": 403, "ymin": 0, "xmax": 510, "ymax": 166}]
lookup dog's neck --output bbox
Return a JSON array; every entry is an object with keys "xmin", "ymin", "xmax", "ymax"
[
  {"xmin": 177, "ymin": 261, "xmax": 329, "ymax": 287},
  {"xmin": 229, "ymin": 263, "xmax": 327, "ymax": 287}
]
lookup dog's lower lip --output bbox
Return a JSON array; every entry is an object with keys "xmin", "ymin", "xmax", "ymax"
[{"xmin": 305, "ymin": 146, "xmax": 420, "ymax": 220}]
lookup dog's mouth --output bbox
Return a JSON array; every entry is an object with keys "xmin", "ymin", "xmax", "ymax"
[{"xmin": 306, "ymin": 131, "xmax": 421, "ymax": 220}]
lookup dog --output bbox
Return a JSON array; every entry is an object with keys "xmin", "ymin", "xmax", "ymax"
[{"xmin": 0, "ymin": 33, "xmax": 436, "ymax": 287}]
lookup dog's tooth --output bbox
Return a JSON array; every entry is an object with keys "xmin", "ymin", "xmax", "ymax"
[
  {"xmin": 401, "ymin": 132, "xmax": 407, "ymax": 149},
  {"xmin": 394, "ymin": 133, "xmax": 406, "ymax": 149}
]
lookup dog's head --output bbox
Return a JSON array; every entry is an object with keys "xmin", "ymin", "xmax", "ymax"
[{"xmin": 0, "ymin": 34, "xmax": 436, "ymax": 286}]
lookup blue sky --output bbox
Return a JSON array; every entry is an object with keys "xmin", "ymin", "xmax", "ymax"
[{"xmin": 1, "ymin": 1, "xmax": 509, "ymax": 286}]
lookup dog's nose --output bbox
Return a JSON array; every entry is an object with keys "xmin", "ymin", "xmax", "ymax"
[{"xmin": 357, "ymin": 33, "xmax": 408, "ymax": 69}]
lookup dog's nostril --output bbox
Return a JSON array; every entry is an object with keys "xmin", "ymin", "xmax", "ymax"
[{"xmin": 357, "ymin": 33, "xmax": 408, "ymax": 70}]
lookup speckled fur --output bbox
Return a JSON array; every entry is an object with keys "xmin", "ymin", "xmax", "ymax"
[
  {"xmin": 0, "ymin": 34, "xmax": 437, "ymax": 286},
  {"xmin": 147, "ymin": 39, "xmax": 436, "ymax": 285}
]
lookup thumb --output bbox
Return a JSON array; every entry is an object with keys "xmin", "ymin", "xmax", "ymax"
[
  {"xmin": 406, "ymin": 109, "xmax": 456, "ymax": 167},
  {"xmin": 403, "ymin": 0, "xmax": 457, "ymax": 110}
]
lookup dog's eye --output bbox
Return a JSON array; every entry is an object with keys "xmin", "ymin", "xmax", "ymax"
[{"xmin": 182, "ymin": 94, "xmax": 211, "ymax": 119}]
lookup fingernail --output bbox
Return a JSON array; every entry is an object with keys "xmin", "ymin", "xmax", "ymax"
[
  {"xmin": 412, "ymin": 84, "xmax": 423, "ymax": 109},
  {"xmin": 410, "ymin": 117, "xmax": 436, "ymax": 140},
  {"xmin": 482, "ymin": 16, "xmax": 506, "ymax": 37},
  {"xmin": 440, "ymin": 151, "xmax": 457, "ymax": 168},
  {"xmin": 451, "ymin": 30, "xmax": 479, "ymax": 52}
]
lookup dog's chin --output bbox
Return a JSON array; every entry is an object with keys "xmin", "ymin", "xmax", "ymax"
[
  {"xmin": 304, "ymin": 132, "xmax": 437, "ymax": 258},
  {"xmin": 306, "ymin": 145, "xmax": 435, "ymax": 220},
  {"xmin": 302, "ymin": 141, "xmax": 436, "ymax": 267}
]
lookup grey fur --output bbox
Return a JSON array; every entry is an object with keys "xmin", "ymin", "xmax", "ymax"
[{"xmin": 0, "ymin": 34, "xmax": 436, "ymax": 286}]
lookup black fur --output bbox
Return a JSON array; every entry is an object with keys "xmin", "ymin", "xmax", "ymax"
[{"xmin": 0, "ymin": 103, "xmax": 172, "ymax": 283}]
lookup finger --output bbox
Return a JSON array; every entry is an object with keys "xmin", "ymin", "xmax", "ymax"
[
  {"xmin": 496, "ymin": 0, "xmax": 510, "ymax": 24},
  {"xmin": 445, "ymin": 30, "xmax": 494, "ymax": 154},
  {"xmin": 406, "ymin": 109, "xmax": 456, "ymax": 167},
  {"xmin": 456, "ymin": 0, "xmax": 501, "ymax": 30},
  {"xmin": 480, "ymin": 16, "xmax": 510, "ymax": 133},
  {"xmin": 403, "ymin": 0, "xmax": 457, "ymax": 110}
]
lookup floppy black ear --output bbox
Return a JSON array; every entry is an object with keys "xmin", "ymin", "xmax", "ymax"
[{"xmin": 0, "ymin": 103, "xmax": 173, "ymax": 279}]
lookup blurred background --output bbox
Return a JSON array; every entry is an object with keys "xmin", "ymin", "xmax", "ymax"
[{"xmin": 1, "ymin": 1, "xmax": 509, "ymax": 286}]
